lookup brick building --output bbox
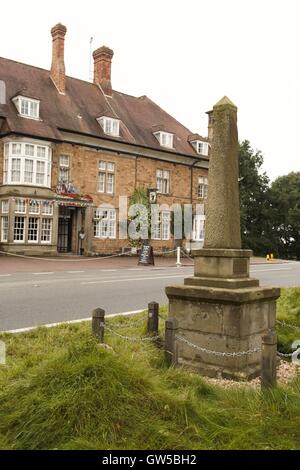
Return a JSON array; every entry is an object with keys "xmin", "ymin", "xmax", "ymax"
[{"xmin": 0, "ymin": 24, "xmax": 210, "ymax": 256}]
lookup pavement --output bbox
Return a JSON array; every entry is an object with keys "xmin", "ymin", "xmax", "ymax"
[{"xmin": 0, "ymin": 253, "xmax": 299, "ymax": 332}]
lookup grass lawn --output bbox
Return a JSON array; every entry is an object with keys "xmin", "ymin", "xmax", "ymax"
[{"xmin": 0, "ymin": 288, "xmax": 300, "ymax": 450}]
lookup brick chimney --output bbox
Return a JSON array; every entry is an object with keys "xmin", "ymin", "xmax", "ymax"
[
  {"xmin": 50, "ymin": 23, "xmax": 67, "ymax": 94},
  {"xmin": 93, "ymin": 46, "xmax": 114, "ymax": 96}
]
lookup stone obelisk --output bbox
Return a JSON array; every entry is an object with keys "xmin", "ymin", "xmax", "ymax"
[{"xmin": 166, "ymin": 97, "xmax": 280, "ymax": 380}]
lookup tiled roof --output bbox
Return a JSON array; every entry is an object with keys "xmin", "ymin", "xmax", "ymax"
[{"xmin": 0, "ymin": 57, "xmax": 208, "ymax": 157}]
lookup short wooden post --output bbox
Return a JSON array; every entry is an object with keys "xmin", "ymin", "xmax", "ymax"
[
  {"xmin": 261, "ymin": 330, "xmax": 277, "ymax": 390},
  {"xmin": 92, "ymin": 308, "xmax": 105, "ymax": 343},
  {"xmin": 165, "ymin": 318, "xmax": 178, "ymax": 367},
  {"xmin": 147, "ymin": 301, "xmax": 159, "ymax": 335}
]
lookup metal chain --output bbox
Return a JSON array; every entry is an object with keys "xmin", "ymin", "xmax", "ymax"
[
  {"xmin": 104, "ymin": 324, "xmax": 160, "ymax": 342},
  {"xmin": 180, "ymin": 249, "xmax": 194, "ymax": 261},
  {"xmin": 276, "ymin": 319, "xmax": 300, "ymax": 332},
  {"xmin": 277, "ymin": 351, "xmax": 294, "ymax": 358},
  {"xmin": 175, "ymin": 334, "xmax": 261, "ymax": 357}
]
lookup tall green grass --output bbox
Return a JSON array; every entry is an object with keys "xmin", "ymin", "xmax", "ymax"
[{"xmin": 0, "ymin": 290, "xmax": 299, "ymax": 450}]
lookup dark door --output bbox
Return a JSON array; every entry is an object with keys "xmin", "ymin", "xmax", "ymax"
[{"xmin": 58, "ymin": 207, "xmax": 73, "ymax": 253}]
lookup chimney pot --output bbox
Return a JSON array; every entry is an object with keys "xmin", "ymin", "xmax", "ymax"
[
  {"xmin": 50, "ymin": 23, "xmax": 67, "ymax": 94},
  {"xmin": 93, "ymin": 46, "xmax": 114, "ymax": 96}
]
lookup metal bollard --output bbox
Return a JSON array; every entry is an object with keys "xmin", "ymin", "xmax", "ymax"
[
  {"xmin": 165, "ymin": 318, "xmax": 178, "ymax": 367},
  {"xmin": 92, "ymin": 308, "xmax": 105, "ymax": 343},
  {"xmin": 261, "ymin": 330, "xmax": 277, "ymax": 390},
  {"xmin": 147, "ymin": 301, "xmax": 159, "ymax": 335}
]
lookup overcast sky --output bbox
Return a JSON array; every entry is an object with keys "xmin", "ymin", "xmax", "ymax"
[{"xmin": 1, "ymin": 0, "xmax": 299, "ymax": 180}]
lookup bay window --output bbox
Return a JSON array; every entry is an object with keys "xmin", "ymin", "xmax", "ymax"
[{"xmin": 3, "ymin": 142, "xmax": 51, "ymax": 187}]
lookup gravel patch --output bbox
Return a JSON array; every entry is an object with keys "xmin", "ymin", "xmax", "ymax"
[{"xmin": 205, "ymin": 360, "xmax": 299, "ymax": 389}]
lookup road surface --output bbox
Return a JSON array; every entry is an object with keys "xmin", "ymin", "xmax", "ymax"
[{"xmin": 0, "ymin": 261, "xmax": 299, "ymax": 332}]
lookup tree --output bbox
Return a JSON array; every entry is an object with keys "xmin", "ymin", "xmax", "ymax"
[
  {"xmin": 128, "ymin": 186, "xmax": 151, "ymax": 247},
  {"xmin": 269, "ymin": 172, "xmax": 300, "ymax": 260},
  {"xmin": 239, "ymin": 140, "xmax": 274, "ymax": 255}
]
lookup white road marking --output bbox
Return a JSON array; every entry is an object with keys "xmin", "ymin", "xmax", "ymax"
[
  {"xmin": 3, "ymin": 309, "xmax": 144, "ymax": 334},
  {"xmin": 0, "ymin": 274, "xmax": 12, "ymax": 277},
  {"xmin": 102, "ymin": 269, "xmax": 117, "ymax": 272},
  {"xmin": 81, "ymin": 274, "xmax": 185, "ymax": 285},
  {"xmin": 32, "ymin": 272, "xmax": 54, "ymax": 275},
  {"xmin": 251, "ymin": 267, "xmax": 290, "ymax": 273},
  {"xmin": 128, "ymin": 268, "xmax": 144, "ymax": 271},
  {"xmin": 66, "ymin": 270, "xmax": 85, "ymax": 274}
]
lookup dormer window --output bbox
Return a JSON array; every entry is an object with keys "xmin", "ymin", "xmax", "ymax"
[
  {"xmin": 12, "ymin": 96, "xmax": 40, "ymax": 120},
  {"xmin": 97, "ymin": 116, "xmax": 120, "ymax": 137},
  {"xmin": 191, "ymin": 140, "xmax": 209, "ymax": 156},
  {"xmin": 154, "ymin": 131, "xmax": 174, "ymax": 149}
]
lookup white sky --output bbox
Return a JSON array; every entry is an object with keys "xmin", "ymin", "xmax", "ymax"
[{"xmin": 1, "ymin": 0, "xmax": 299, "ymax": 180}]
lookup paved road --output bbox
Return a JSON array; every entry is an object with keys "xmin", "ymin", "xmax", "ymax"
[{"xmin": 0, "ymin": 261, "xmax": 299, "ymax": 332}]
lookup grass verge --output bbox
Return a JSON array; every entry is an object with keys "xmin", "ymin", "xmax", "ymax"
[{"xmin": 0, "ymin": 291, "xmax": 299, "ymax": 450}]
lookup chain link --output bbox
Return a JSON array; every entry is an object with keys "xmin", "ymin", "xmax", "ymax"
[
  {"xmin": 277, "ymin": 351, "xmax": 294, "ymax": 358},
  {"xmin": 104, "ymin": 324, "xmax": 160, "ymax": 342},
  {"xmin": 175, "ymin": 334, "xmax": 261, "ymax": 357},
  {"xmin": 276, "ymin": 319, "xmax": 300, "ymax": 332}
]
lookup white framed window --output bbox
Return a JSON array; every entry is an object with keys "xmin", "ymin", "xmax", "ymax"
[
  {"xmin": 198, "ymin": 176, "xmax": 208, "ymax": 199},
  {"xmin": 1, "ymin": 216, "xmax": 8, "ymax": 242},
  {"xmin": 1, "ymin": 200, "xmax": 9, "ymax": 214},
  {"xmin": 94, "ymin": 208, "xmax": 116, "ymax": 239},
  {"xmin": 42, "ymin": 201, "xmax": 53, "ymax": 215},
  {"xmin": 29, "ymin": 200, "xmax": 40, "ymax": 214},
  {"xmin": 3, "ymin": 142, "xmax": 51, "ymax": 187},
  {"xmin": 152, "ymin": 211, "xmax": 171, "ymax": 240},
  {"xmin": 41, "ymin": 218, "xmax": 52, "ymax": 243},
  {"xmin": 12, "ymin": 96, "xmax": 40, "ymax": 120},
  {"xmin": 28, "ymin": 217, "xmax": 39, "ymax": 243},
  {"xmin": 156, "ymin": 169, "xmax": 170, "ymax": 194},
  {"xmin": 97, "ymin": 116, "xmax": 120, "ymax": 137},
  {"xmin": 59, "ymin": 155, "xmax": 70, "ymax": 183},
  {"xmin": 154, "ymin": 131, "xmax": 174, "ymax": 149},
  {"xmin": 191, "ymin": 140, "xmax": 209, "ymax": 156},
  {"xmin": 97, "ymin": 161, "xmax": 115, "ymax": 194},
  {"xmin": 193, "ymin": 214, "xmax": 206, "ymax": 241},
  {"xmin": 14, "ymin": 216, "xmax": 25, "ymax": 242},
  {"xmin": 15, "ymin": 199, "xmax": 26, "ymax": 214}
]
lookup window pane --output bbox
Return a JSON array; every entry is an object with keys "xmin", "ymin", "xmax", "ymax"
[
  {"xmin": 11, "ymin": 158, "xmax": 21, "ymax": 182},
  {"xmin": 106, "ymin": 173, "xmax": 114, "ymax": 193},
  {"xmin": 41, "ymin": 218, "xmax": 52, "ymax": 243},
  {"xmin": 15, "ymin": 199, "xmax": 26, "ymax": 213},
  {"xmin": 37, "ymin": 146, "xmax": 46, "ymax": 159},
  {"xmin": 1, "ymin": 216, "xmax": 8, "ymax": 242},
  {"xmin": 99, "ymin": 161, "xmax": 106, "ymax": 170},
  {"xmin": 1, "ymin": 200, "xmax": 9, "ymax": 213},
  {"xmin": 107, "ymin": 162, "xmax": 115, "ymax": 172},
  {"xmin": 24, "ymin": 159, "xmax": 34, "ymax": 183},
  {"xmin": 42, "ymin": 201, "xmax": 53, "ymax": 215},
  {"xmin": 28, "ymin": 217, "xmax": 39, "ymax": 242},
  {"xmin": 25, "ymin": 144, "xmax": 35, "ymax": 156},
  {"xmin": 36, "ymin": 161, "xmax": 45, "ymax": 185},
  {"xmin": 14, "ymin": 216, "xmax": 25, "ymax": 242},
  {"xmin": 29, "ymin": 200, "xmax": 40, "ymax": 214},
  {"xmin": 98, "ymin": 172, "xmax": 105, "ymax": 192}
]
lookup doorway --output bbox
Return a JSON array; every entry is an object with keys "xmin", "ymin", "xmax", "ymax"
[{"xmin": 57, "ymin": 207, "xmax": 73, "ymax": 253}]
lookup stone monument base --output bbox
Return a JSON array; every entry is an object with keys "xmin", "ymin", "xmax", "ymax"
[{"xmin": 165, "ymin": 249, "xmax": 280, "ymax": 380}]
